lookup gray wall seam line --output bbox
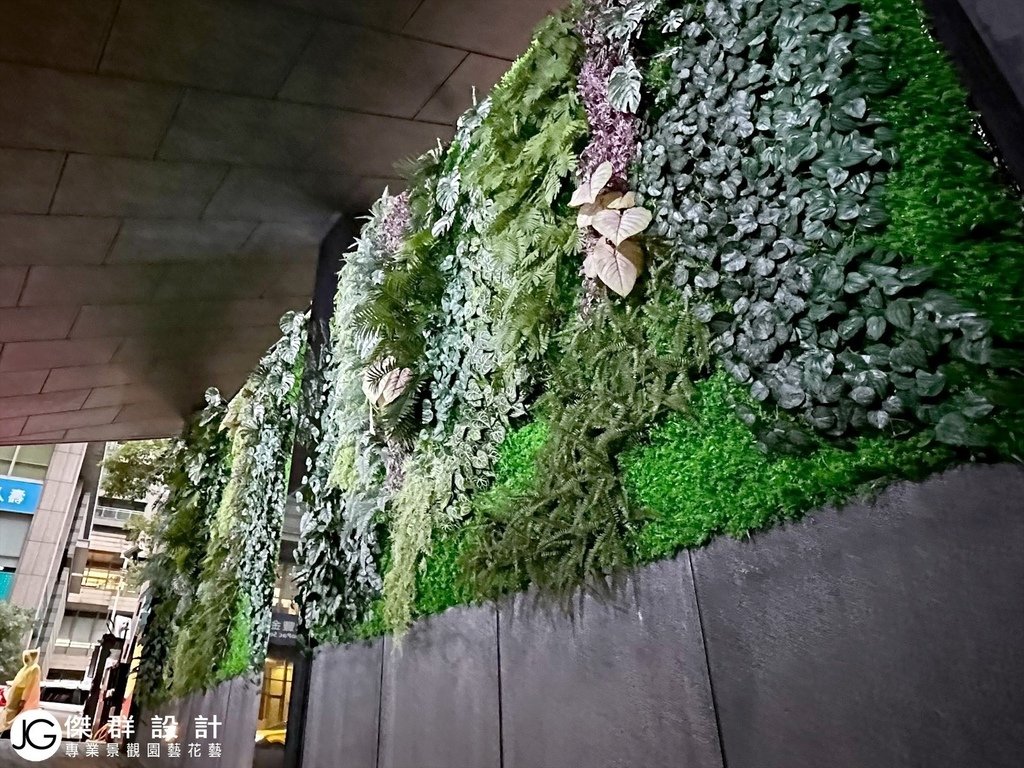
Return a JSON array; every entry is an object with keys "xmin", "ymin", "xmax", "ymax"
[
  {"xmin": 375, "ymin": 637, "xmax": 385, "ymax": 768},
  {"xmin": 496, "ymin": 603, "xmax": 505, "ymax": 768},
  {"xmin": 687, "ymin": 550, "xmax": 730, "ymax": 768}
]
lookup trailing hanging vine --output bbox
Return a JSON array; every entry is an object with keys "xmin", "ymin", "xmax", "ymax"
[
  {"xmin": 135, "ymin": 391, "xmax": 230, "ymax": 705},
  {"xmin": 153, "ymin": 312, "xmax": 305, "ymax": 695}
]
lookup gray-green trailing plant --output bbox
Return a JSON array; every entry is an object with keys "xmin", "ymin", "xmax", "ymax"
[
  {"xmin": 167, "ymin": 312, "xmax": 305, "ymax": 694},
  {"xmin": 135, "ymin": 390, "xmax": 230, "ymax": 705},
  {"xmin": 294, "ymin": 197, "xmax": 398, "ymax": 644}
]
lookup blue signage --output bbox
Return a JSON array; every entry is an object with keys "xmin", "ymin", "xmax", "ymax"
[{"xmin": 0, "ymin": 475, "xmax": 44, "ymax": 514}]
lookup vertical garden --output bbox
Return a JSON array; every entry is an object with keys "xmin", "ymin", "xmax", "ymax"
[{"xmin": 137, "ymin": 0, "xmax": 1023, "ymax": 700}]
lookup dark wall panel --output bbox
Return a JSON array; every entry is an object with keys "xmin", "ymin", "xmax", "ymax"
[
  {"xmin": 303, "ymin": 638, "xmax": 382, "ymax": 768},
  {"xmin": 692, "ymin": 464, "xmax": 1024, "ymax": 768},
  {"xmin": 379, "ymin": 605, "xmax": 501, "ymax": 768},
  {"xmin": 499, "ymin": 557, "xmax": 723, "ymax": 768}
]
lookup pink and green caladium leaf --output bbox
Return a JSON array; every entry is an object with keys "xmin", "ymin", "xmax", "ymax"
[
  {"xmin": 592, "ymin": 206, "xmax": 653, "ymax": 246},
  {"xmin": 591, "ymin": 239, "xmax": 644, "ymax": 296},
  {"xmin": 569, "ymin": 161, "xmax": 614, "ymax": 207}
]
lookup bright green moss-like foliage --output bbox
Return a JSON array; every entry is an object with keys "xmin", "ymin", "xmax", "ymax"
[
  {"xmin": 863, "ymin": 0, "xmax": 1024, "ymax": 343},
  {"xmin": 626, "ymin": 372, "xmax": 951, "ymax": 561}
]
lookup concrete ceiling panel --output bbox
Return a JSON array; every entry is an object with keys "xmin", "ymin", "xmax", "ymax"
[
  {"xmin": 69, "ymin": 296, "xmax": 310, "ymax": 339},
  {"xmin": 0, "ymin": 417, "xmax": 27, "ymax": 438},
  {"xmin": 64, "ymin": 418, "xmax": 184, "ymax": 442},
  {"xmin": 0, "ymin": 307, "xmax": 79, "ymax": 343},
  {"xmin": 0, "ymin": 0, "xmax": 118, "ymax": 71},
  {"xmin": 0, "ymin": 215, "xmax": 120, "ymax": 265},
  {"xmin": 270, "ymin": 0, "xmax": 422, "ymax": 30},
  {"xmin": 202, "ymin": 167, "xmax": 359, "ymax": 221},
  {"xmin": 83, "ymin": 383, "xmax": 165, "ymax": 409},
  {"xmin": 0, "ymin": 338, "xmax": 119, "ymax": 372},
  {"xmin": 113, "ymin": 401, "xmax": 181, "ymax": 424},
  {"xmin": 0, "ymin": 370, "xmax": 48, "ymax": 398},
  {"xmin": 40, "ymin": 365, "xmax": 135, "ymax": 393},
  {"xmin": 416, "ymin": 53, "xmax": 512, "ymax": 124},
  {"xmin": 18, "ymin": 265, "xmax": 163, "ymax": 306},
  {"xmin": 279, "ymin": 22, "xmax": 465, "ymax": 118},
  {"xmin": 242, "ymin": 219, "xmax": 337, "ymax": 262},
  {"xmin": 0, "ymin": 389, "xmax": 90, "ymax": 419},
  {"xmin": 404, "ymin": 0, "xmax": 559, "ymax": 60},
  {"xmin": 107, "ymin": 218, "xmax": 256, "ymax": 263},
  {"xmin": 111, "ymin": 324, "xmax": 283, "ymax": 364},
  {"xmin": 51, "ymin": 155, "xmax": 228, "ymax": 218},
  {"xmin": 0, "ymin": 149, "xmax": 65, "ymax": 214},
  {"xmin": 0, "ymin": 267, "xmax": 27, "ymax": 307},
  {"xmin": 24, "ymin": 405, "xmax": 122, "ymax": 434},
  {"xmin": 100, "ymin": 0, "xmax": 317, "ymax": 97},
  {"xmin": 160, "ymin": 90, "xmax": 455, "ymax": 176},
  {"xmin": 0, "ymin": 63, "xmax": 181, "ymax": 157},
  {"xmin": 152, "ymin": 259, "xmax": 311, "ymax": 301}
]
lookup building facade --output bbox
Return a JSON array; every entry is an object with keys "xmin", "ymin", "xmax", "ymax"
[{"xmin": 1, "ymin": 442, "xmax": 143, "ymax": 683}]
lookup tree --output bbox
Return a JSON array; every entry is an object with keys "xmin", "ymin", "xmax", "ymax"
[
  {"xmin": 100, "ymin": 439, "xmax": 172, "ymax": 501},
  {"xmin": 0, "ymin": 601, "xmax": 31, "ymax": 681}
]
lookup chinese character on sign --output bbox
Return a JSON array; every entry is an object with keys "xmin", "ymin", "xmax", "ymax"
[
  {"xmin": 106, "ymin": 743, "xmax": 120, "ymax": 758},
  {"xmin": 188, "ymin": 743, "xmax": 203, "ymax": 758},
  {"xmin": 85, "ymin": 742, "xmax": 100, "ymax": 758},
  {"xmin": 151, "ymin": 714, "xmax": 178, "ymax": 740},
  {"xmin": 127, "ymin": 742, "xmax": 140, "ymax": 758},
  {"xmin": 193, "ymin": 714, "xmax": 222, "ymax": 740},
  {"xmin": 147, "ymin": 742, "xmax": 161, "ymax": 758},
  {"xmin": 109, "ymin": 714, "xmax": 135, "ymax": 740},
  {"xmin": 66, "ymin": 714, "xmax": 92, "ymax": 740},
  {"xmin": 64, "ymin": 743, "xmax": 78, "ymax": 758},
  {"xmin": 208, "ymin": 742, "xmax": 222, "ymax": 759},
  {"xmin": 0, "ymin": 477, "xmax": 43, "ymax": 513},
  {"xmin": 168, "ymin": 742, "xmax": 181, "ymax": 758}
]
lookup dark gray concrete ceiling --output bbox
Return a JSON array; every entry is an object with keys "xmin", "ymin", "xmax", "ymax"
[{"xmin": 0, "ymin": 0, "xmax": 559, "ymax": 444}]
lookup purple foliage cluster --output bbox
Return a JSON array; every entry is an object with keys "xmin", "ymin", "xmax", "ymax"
[
  {"xmin": 380, "ymin": 190, "xmax": 412, "ymax": 254},
  {"xmin": 576, "ymin": 4, "xmax": 639, "ymax": 186}
]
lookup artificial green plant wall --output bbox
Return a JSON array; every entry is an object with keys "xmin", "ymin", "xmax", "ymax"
[
  {"xmin": 291, "ymin": 0, "xmax": 1022, "ymax": 643},
  {"xmin": 137, "ymin": 313, "xmax": 305, "ymax": 702},
  {"xmin": 141, "ymin": 0, "xmax": 1023, "ymax": 663}
]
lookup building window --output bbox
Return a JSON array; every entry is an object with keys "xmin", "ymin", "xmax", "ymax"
[
  {"xmin": 0, "ymin": 445, "xmax": 54, "ymax": 482},
  {"xmin": 81, "ymin": 567, "xmax": 123, "ymax": 592},
  {"xmin": 258, "ymin": 658, "xmax": 293, "ymax": 730},
  {"xmin": 56, "ymin": 610, "xmax": 106, "ymax": 655},
  {"xmin": 0, "ymin": 513, "xmax": 31, "ymax": 570}
]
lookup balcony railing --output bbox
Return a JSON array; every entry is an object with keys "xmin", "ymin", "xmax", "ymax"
[{"xmin": 93, "ymin": 505, "xmax": 140, "ymax": 524}]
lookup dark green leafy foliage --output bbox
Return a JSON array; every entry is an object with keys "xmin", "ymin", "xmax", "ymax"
[
  {"xmin": 862, "ymin": 0, "xmax": 1024, "ymax": 343},
  {"xmin": 468, "ymin": 283, "xmax": 709, "ymax": 597},
  {"xmin": 639, "ymin": 0, "xmax": 1023, "ymax": 453}
]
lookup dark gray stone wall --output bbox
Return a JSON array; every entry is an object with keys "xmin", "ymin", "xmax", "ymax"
[
  {"xmin": 137, "ymin": 675, "xmax": 259, "ymax": 768},
  {"xmin": 301, "ymin": 464, "xmax": 1024, "ymax": 768},
  {"xmin": 302, "ymin": 639, "xmax": 382, "ymax": 768}
]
